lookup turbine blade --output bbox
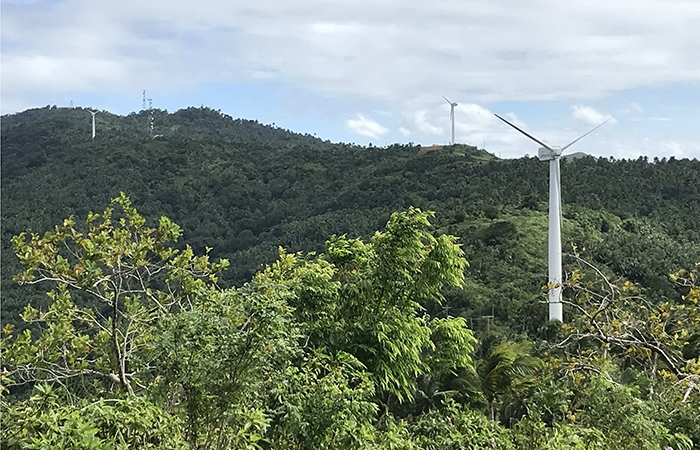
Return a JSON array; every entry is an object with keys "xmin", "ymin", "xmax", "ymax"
[
  {"xmin": 561, "ymin": 117, "xmax": 613, "ymax": 152},
  {"xmin": 494, "ymin": 114, "xmax": 554, "ymax": 151},
  {"xmin": 443, "ymin": 96, "xmax": 452, "ymax": 104}
]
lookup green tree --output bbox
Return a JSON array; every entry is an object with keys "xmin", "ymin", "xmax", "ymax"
[
  {"xmin": 478, "ymin": 341, "xmax": 542, "ymax": 422},
  {"xmin": 4, "ymin": 193, "xmax": 228, "ymax": 396},
  {"xmin": 154, "ymin": 284, "xmax": 296, "ymax": 450},
  {"xmin": 257, "ymin": 208, "xmax": 473, "ymax": 404}
]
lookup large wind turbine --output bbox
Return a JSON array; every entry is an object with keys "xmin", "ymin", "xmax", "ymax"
[
  {"xmin": 443, "ymin": 96, "xmax": 458, "ymax": 145},
  {"xmin": 87, "ymin": 110, "xmax": 98, "ymax": 139},
  {"xmin": 494, "ymin": 114, "xmax": 612, "ymax": 322}
]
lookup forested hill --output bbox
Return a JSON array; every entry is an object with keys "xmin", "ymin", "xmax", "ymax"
[{"xmin": 2, "ymin": 106, "xmax": 700, "ymax": 333}]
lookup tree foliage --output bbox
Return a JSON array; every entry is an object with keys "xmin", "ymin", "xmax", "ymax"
[
  {"xmin": 560, "ymin": 257, "xmax": 700, "ymax": 400},
  {"xmin": 5, "ymin": 193, "xmax": 228, "ymax": 396}
]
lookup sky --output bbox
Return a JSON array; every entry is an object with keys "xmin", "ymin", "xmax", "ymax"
[{"xmin": 2, "ymin": 0, "xmax": 700, "ymax": 159}]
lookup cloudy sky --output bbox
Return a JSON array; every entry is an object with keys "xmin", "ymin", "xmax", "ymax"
[{"xmin": 3, "ymin": 0, "xmax": 699, "ymax": 159}]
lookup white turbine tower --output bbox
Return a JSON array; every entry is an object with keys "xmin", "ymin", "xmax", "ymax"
[
  {"xmin": 443, "ymin": 96, "xmax": 458, "ymax": 145},
  {"xmin": 87, "ymin": 110, "xmax": 98, "ymax": 139},
  {"xmin": 494, "ymin": 114, "xmax": 612, "ymax": 322}
]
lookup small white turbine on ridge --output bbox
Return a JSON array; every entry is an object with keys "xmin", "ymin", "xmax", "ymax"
[
  {"xmin": 494, "ymin": 114, "xmax": 612, "ymax": 322},
  {"xmin": 87, "ymin": 109, "xmax": 98, "ymax": 139},
  {"xmin": 443, "ymin": 96, "xmax": 458, "ymax": 145}
]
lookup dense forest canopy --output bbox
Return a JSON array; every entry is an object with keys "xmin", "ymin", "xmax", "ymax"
[
  {"xmin": 1, "ymin": 106, "xmax": 699, "ymax": 449},
  {"xmin": 3, "ymin": 106, "xmax": 699, "ymax": 329}
]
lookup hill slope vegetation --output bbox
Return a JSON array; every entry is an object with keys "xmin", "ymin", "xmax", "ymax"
[{"xmin": 1, "ymin": 106, "xmax": 699, "ymax": 449}]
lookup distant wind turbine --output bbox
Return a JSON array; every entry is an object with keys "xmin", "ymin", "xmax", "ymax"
[
  {"xmin": 87, "ymin": 110, "xmax": 98, "ymax": 139},
  {"xmin": 494, "ymin": 114, "xmax": 612, "ymax": 322},
  {"xmin": 443, "ymin": 96, "xmax": 458, "ymax": 145}
]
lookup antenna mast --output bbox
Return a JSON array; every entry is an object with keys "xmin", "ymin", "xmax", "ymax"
[
  {"xmin": 142, "ymin": 90, "xmax": 146, "ymax": 111},
  {"xmin": 148, "ymin": 98, "xmax": 154, "ymax": 137}
]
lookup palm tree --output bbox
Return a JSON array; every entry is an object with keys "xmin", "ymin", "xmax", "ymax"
[{"xmin": 478, "ymin": 341, "xmax": 542, "ymax": 422}]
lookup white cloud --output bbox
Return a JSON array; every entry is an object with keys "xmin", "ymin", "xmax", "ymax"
[
  {"xmin": 403, "ymin": 102, "xmax": 556, "ymax": 155},
  {"xmin": 374, "ymin": 109, "xmax": 393, "ymax": 117},
  {"xmin": 4, "ymin": 0, "xmax": 700, "ymax": 108},
  {"xmin": 410, "ymin": 110, "xmax": 443, "ymax": 136},
  {"xmin": 572, "ymin": 106, "xmax": 616, "ymax": 125},
  {"xmin": 622, "ymin": 102, "xmax": 645, "ymax": 115},
  {"xmin": 608, "ymin": 138, "xmax": 700, "ymax": 160},
  {"xmin": 3, "ymin": 0, "xmax": 44, "ymax": 4},
  {"xmin": 310, "ymin": 22, "xmax": 364, "ymax": 36},
  {"xmin": 499, "ymin": 112, "xmax": 529, "ymax": 131},
  {"xmin": 345, "ymin": 114, "xmax": 388, "ymax": 139},
  {"xmin": 3, "ymin": 55, "xmax": 130, "ymax": 94},
  {"xmin": 399, "ymin": 127, "xmax": 411, "ymax": 136},
  {"xmin": 658, "ymin": 140, "xmax": 700, "ymax": 158}
]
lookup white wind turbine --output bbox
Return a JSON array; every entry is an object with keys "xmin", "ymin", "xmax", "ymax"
[
  {"xmin": 494, "ymin": 114, "xmax": 612, "ymax": 322},
  {"xmin": 443, "ymin": 96, "xmax": 458, "ymax": 145},
  {"xmin": 87, "ymin": 109, "xmax": 98, "ymax": 139}
]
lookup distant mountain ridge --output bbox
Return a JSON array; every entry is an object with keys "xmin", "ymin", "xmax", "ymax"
[
  {"xmin": 562, "ymin": 151, "xmax": 590, "ymax": 161},
  {"xmin": 0, "ymin": 105, "xmax": 326, "ymax": 147}
]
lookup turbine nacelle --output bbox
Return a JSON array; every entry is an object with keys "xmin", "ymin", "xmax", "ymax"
[
  {"xmin": 538, "ymin": 146, "xmax": 563, "ymax": 161},
  {"xmin": 442, "ymin": 95, "xmax": 457, "ymax": 107},
  {"xmin": 538, "ymin": 147, "xmax": 554, "ymax": 161}
]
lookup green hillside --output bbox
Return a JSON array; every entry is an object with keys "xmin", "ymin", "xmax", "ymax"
[
  {"xmin": 3, "ymin": 106, "xmax": 699, "ymax": 330},
  {"xmin": 2, "ymin": 106, "xmax": 699, "ymax": 449}
]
